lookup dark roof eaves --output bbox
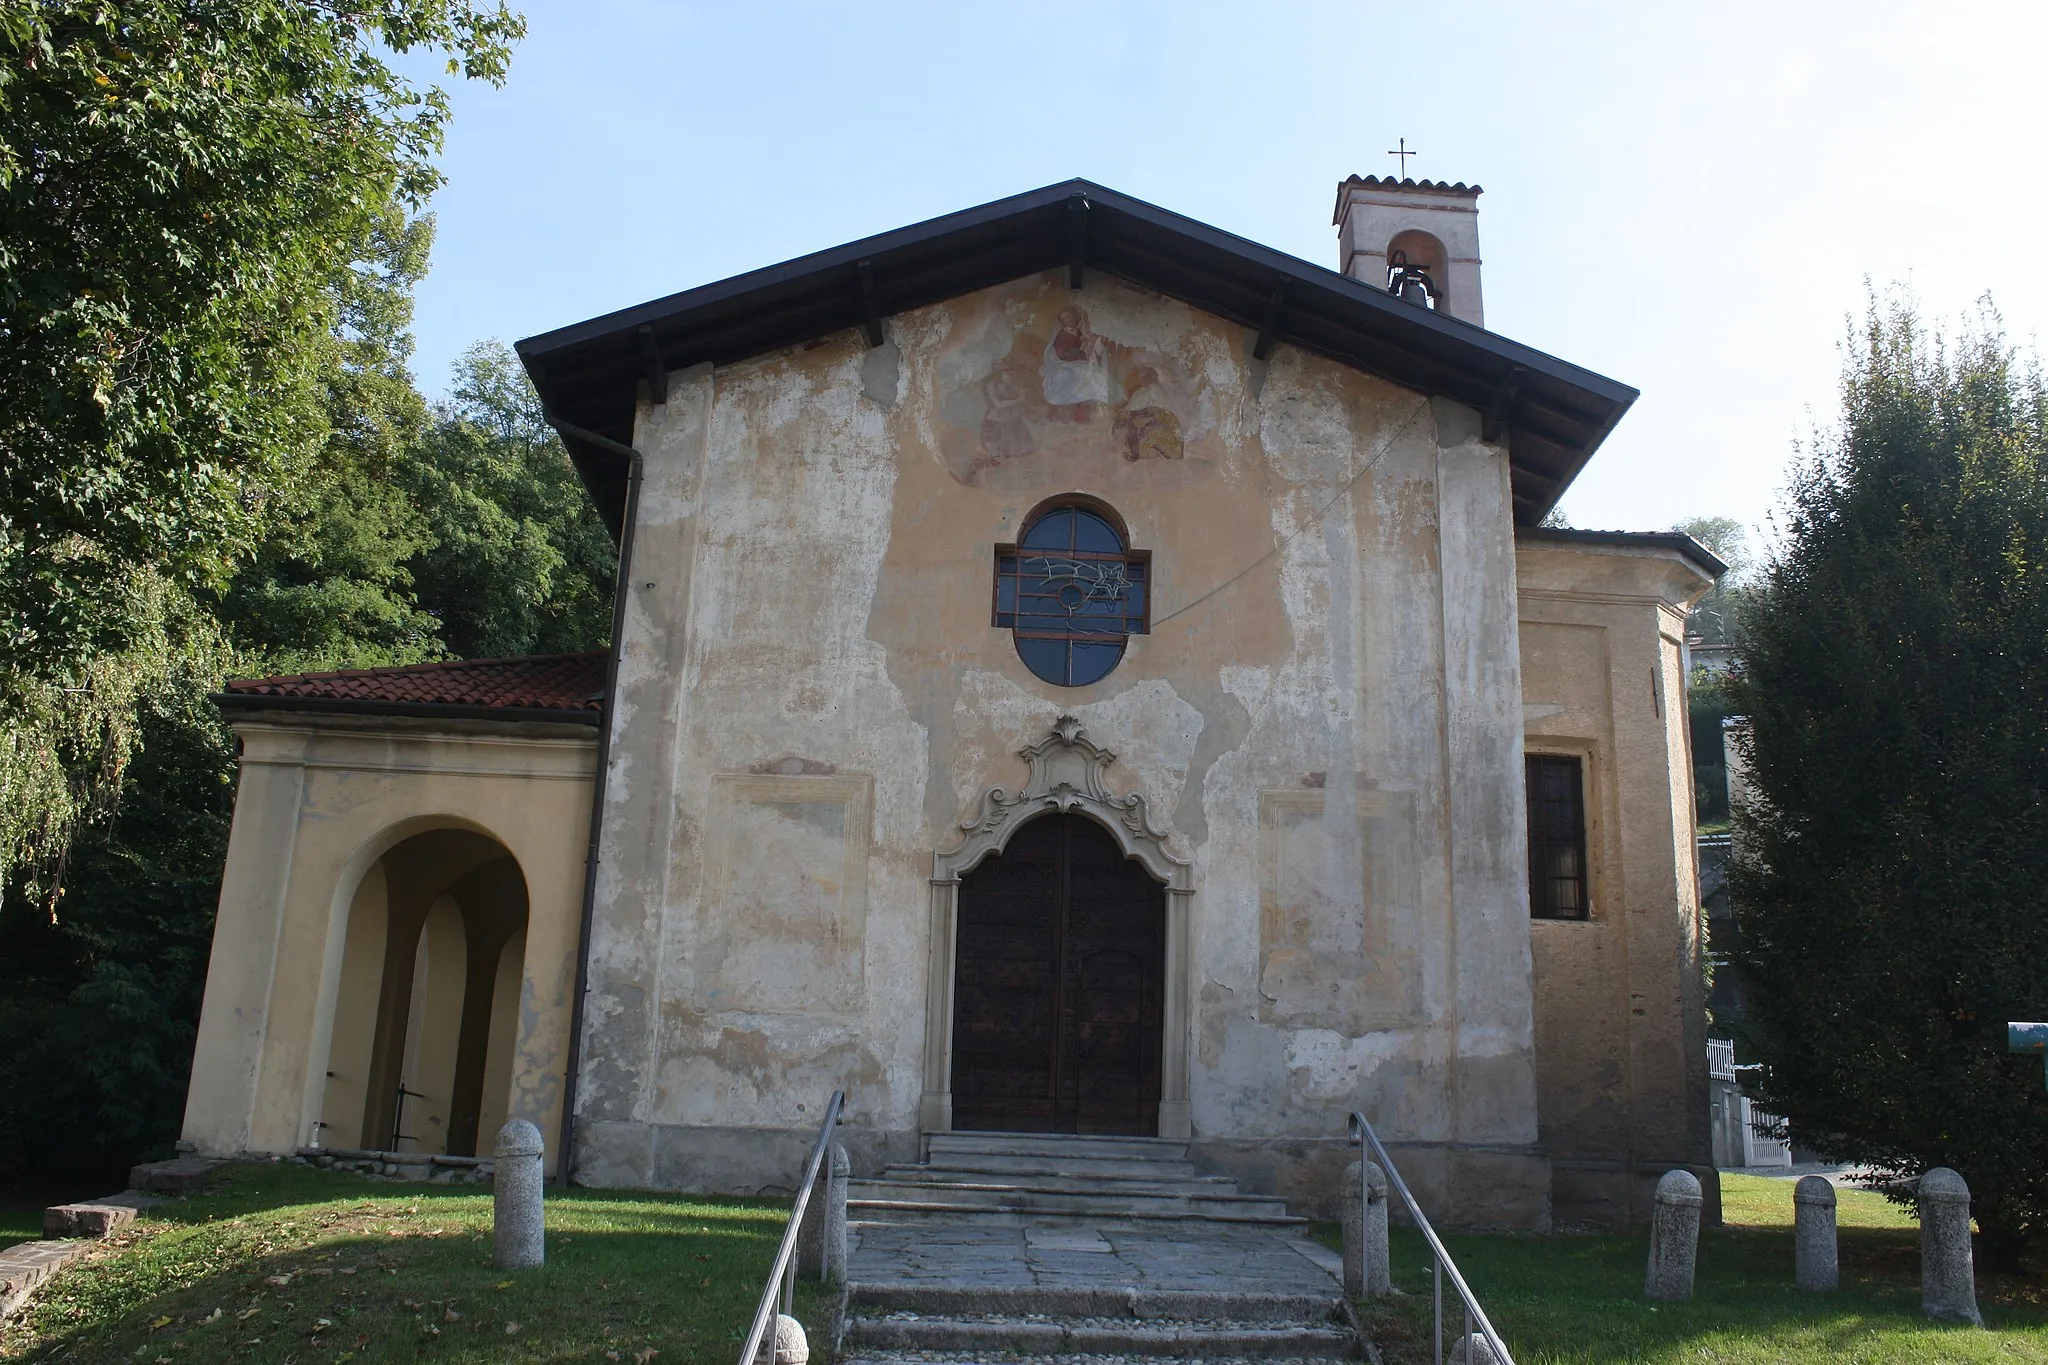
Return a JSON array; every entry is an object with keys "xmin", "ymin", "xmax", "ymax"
[{"xmin": 515, "ymin": 179, "xmax": 1634, "ymax": 411}]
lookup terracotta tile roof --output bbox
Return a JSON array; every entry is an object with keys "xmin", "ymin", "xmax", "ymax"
[
  {"xmin": 220, "ymin": 652, "xmax": 607, "ymax": 720},
  {"xmin": 1337, "ymin": 174, "xmax": 1483, "ymax": 195},
  {"xmin": 1332, "ymin": 175, "xmax": 1483, "ymax": 224}
]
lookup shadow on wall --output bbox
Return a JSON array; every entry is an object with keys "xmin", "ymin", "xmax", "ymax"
[{"xmin": 321, "ymin": 829, "xmax": 529, "ymax": 1158}]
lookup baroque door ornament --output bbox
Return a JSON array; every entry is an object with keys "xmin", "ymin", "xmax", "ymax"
[{"xmin": 937, "ymin": 716, "xmax": 1189, "ymax": 889}]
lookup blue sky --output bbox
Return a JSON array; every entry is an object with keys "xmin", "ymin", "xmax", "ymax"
[{"xmin": 407, "ymin": 0, "xmax": 2048, "ymax": 542}]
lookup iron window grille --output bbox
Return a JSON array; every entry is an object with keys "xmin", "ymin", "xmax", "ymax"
[
  {"xmin": 993, "ymin": 503, "xmax": 1149, "ymax": 688},
  {"xmin": 1526, "ymin": 753, "xmax": 1589, "ymax": 920}
]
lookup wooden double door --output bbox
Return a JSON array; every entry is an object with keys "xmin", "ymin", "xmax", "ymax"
[{"xmin": 950, "ymin": 813, "xmax": 1165, "ymax": 1134}]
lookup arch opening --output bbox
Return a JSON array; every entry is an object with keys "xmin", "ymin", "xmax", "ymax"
[
  {"xmin": 950, "ymin": 811, "xmax": 1165, "ymax": 1134},
  {"xmin": 1386, "ymin": 228, "xmax": 1449, "ymax": 309},
  {"xmin": 319, "ymin": 828, "xmax": 529, "ymax": 1156}
]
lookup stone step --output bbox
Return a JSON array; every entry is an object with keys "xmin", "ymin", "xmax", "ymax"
[
  {"xmin": 848, "ymin": 1283, "xmax": 1344, "ymax": 1323},
  {"xmin": 840, "ymin": 1355, "xmax": 1351, "ymax": 1365},
  {"xmin": 929, "ymin": 1132, "xmax": 1192, "ymax": 1162},
  {"xmin": 849, "ymin": 1198, "xmax": 1307, "ymax": 1229},
  {"xmin": 909, "ymin": 1151, "xmax": 1207, "ymax": 1179},
  {"xmin": 851, "ymin": 1179, "xmax": 1289, "ymax": 1220},
  {"xmin": 881, "ymin": 1163, "xmax": 1236, "ymax": 1195},
  {"xmin": 842, "ymin": 1313, "xmax": 1356, "ymax": 1359}
]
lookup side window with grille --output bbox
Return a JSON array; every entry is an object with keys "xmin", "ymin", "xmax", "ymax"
[{"xmin": 1526, "ymin": 754, "xmax": 1589, "ymax": 920}]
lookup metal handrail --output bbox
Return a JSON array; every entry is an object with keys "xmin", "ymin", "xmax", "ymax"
[
  {"xmin": 1348, "ymin": 1111, "xmax": 1515, "ymax": 1365},
  {"xmin": 737, "ymin": 1089, "xmax": 846, "ymax": 1365}
]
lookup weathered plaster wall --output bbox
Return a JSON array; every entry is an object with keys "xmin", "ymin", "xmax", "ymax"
[
  {"xmin": 182, "ymin": 717, "xmax": 594, "ymax": 1176},
  {"xmin": 1516, "ymin": 537, "xmax": 1720, "ymax": 1226},
  {"xmin": 579, "ymin": 271, "xmax": 1546, "ymax": 1225}
]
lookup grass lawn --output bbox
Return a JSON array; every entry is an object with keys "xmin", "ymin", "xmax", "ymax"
[
  {"xmin": 1345, "ymin": 1172, "xmax": 2048, "ymax": 1364},
  {"xmin": 0, "ymin": 1163, "xmax": 834, "ymax": 1364}
]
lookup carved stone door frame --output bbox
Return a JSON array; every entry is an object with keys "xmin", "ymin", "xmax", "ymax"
[{"xmin": 922, "ymin": 717, "xmax": 1193, "ymax": 1140}]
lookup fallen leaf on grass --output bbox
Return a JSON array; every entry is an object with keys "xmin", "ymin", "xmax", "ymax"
[
  {"xmin": 494, "ymin": 1280, "xmax": 513, "ymax": 1290},
  {"xmin": 443, "ymin": 1307, "xmax": 461, "ymax": 1321},
  {"xmin": 148, "ymin": 1315, "xmax": 171, "ymax": 1331},
  {"xmin": 504, "ymin": 1322, "xmax": 521, "ymax": 1335},
  {"xmin": 237, "ymin": 1308, "xmax": 261, "ymax": 1322},
  {"xmin": 200, "ymin": 1309, "xmax": 222, "ymax": 1325},
  {"xmin": 633, "ymin": 1349, "xmax": 658, "ymax": 1364},
  {"xmin": 693, "ymin": 1254, "xmax": 710, "ymax": 1262},
  {"xmin": 264, "ymin": 1275, "xmax": 291, "ymax": 1287},
  {"xmin": 605, "ymin": 1354, "xmax": 620, "ymax": 1363}
]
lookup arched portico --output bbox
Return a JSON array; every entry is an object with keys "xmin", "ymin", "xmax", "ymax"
[
  {"xmin": 922, "ymin": 717, "xmax": 1193, "ymax": 1139},
  {"xmin": 319, "ymin": 828, "xmax": 531, "ymax": 1156},
  {"xmin": 183, "ymin": 705, "xmax": 596, "ymax": 1175}
]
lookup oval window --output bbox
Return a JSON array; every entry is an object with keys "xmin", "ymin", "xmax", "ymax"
[{"xmin": 993, "ymin": 501, "xmax": 1149, "ymax": 687}]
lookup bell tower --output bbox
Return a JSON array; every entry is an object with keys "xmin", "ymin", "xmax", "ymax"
[{"xmin": 1333, "ymin": 175, "xmax": 1485, "ymax": 328}]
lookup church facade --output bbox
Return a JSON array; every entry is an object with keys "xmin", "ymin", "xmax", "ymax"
[{"xmin": 181, "ymin": 177, "xmax": 1722, "ymax": 1228}]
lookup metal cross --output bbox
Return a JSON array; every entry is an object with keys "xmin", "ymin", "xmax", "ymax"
[{"xmin": 1386, "ymin": 138, "xmax": 1417, "ymax": 178}]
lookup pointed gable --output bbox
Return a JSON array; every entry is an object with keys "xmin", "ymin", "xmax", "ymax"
[{"xmin": 516, "ymin": 180, "xmax": 1635, "ymax": 536}]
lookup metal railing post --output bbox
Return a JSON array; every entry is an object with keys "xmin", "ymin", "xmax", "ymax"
[
  {"xmin": 738, "ymin": 1089, "xmax": 846, "ymax": 1365},
  {"xmin": 1349, "ymin": 1110, "xmax": 1515, "ymax": 1365},
  {"xmin": 1433, "ymin": 1256, "xmax": 1443, "ymax": 1365}
]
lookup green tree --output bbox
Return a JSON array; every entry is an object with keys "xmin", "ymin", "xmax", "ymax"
[
  {"xmin": 403, "ymin": 341, "xmax": 616, "ymax": 658},
  {"xmin": 0, "ymin": 0, "xmax": 521, "ymax": 896},
  {"xmin": 1730, "ymin": 297, "xmax": 2048, "ymax": 1263},
  {"xmin": 1674, "ymin": 515, "xmax": 1749, "ymax": 826},
  {"xmin": 0, "ymin": 638, "xmax": 236, "ymax": 1186},
  {"xmin": 216, "ymin": 204, "xmax": 444, "ymax": 673}
]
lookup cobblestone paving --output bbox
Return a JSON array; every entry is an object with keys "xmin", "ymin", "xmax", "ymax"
[{"xmin": 848, "ymin": 1220, "xmax": 1344, "ymax": 1293}]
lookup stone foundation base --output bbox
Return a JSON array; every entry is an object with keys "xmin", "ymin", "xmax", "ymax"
[
  {"xmin": 1551, "ymin": 1159, "xmax": 1721, "ymax": 1227},
  {"xmin": 570, "ymin": 1120, "xmax": 918, "ymax": 1194},
  {"xmin": 1190, "ymin": 1138, "xmax": 1552, "ymax": 1232},
  {"xmin": 292, "ymin": 1147, "xmax": 494, "ymax": 1185}
]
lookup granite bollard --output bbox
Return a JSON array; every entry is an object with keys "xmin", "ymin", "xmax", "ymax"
[
  {"xmin": 1457, "ymin": 1332, "xmax": 1505, "ymax": 1364},
  {"xmin": 1919, "ymin": 1167, "xmax": 1981, "ymax": 1325},
  {"xmin": 822, "ymin": 1143, "xmax": 849, "ymax": 1286},
  {"xmin": 797, "ymin": 1143, "xmax": 850, "ymax": 1284},
  {"xmin": 1794, "ymin": 1174, "xmax": 1837, "ymax": 1290},
  {"xmin": 492, "ymin": 1120, "xmax": 545, "ymax": 1270},
  {"xmin": 755, "ymin": 1312, "xmax": 808, "ymax": 1364},
  {"xmin": 1643, "ymin": 1169, "xmax": 1702, "ymax": 1301},
  {"xmin": 1341, "ymin": 1159, "xmax": 1391, "ymax": 1299}
]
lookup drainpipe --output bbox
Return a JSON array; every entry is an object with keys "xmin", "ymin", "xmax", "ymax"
[{"xmin": 549, "ymin": 417, "xmax": 645, "ymax": 1186}]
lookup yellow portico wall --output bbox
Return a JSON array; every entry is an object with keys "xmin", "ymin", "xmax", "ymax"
[{"xmin": 180, "ymin": 713, "xmax": 596, "ymax": 1177}]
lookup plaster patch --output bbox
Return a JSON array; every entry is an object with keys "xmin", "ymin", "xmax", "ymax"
[
  {"xmin": 701, "ymin": 774, "xmax": 872, "ymax": 1016},
  {"xmin": 860, "ymin": 338, "xmax": 902, "ymax": 407},
  {"xmin": 1283, "ymin": 1028, "xmax": 1409, "ymax": 1101}
]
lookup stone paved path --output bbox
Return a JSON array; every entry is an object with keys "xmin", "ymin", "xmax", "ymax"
[{"xmin": 850, "ymin": 1219, "xmax": 1344, "ymax": 1293}]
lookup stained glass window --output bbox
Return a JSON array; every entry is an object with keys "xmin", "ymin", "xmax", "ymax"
[{"xmin": 994, "ymin": 504, "xmax": 1149, "ymax": 687}]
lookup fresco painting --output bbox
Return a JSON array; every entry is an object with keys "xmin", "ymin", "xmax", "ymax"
[{"xmin": 938, "ymin": 277, "xmax": 1226, "ymax": 488}]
